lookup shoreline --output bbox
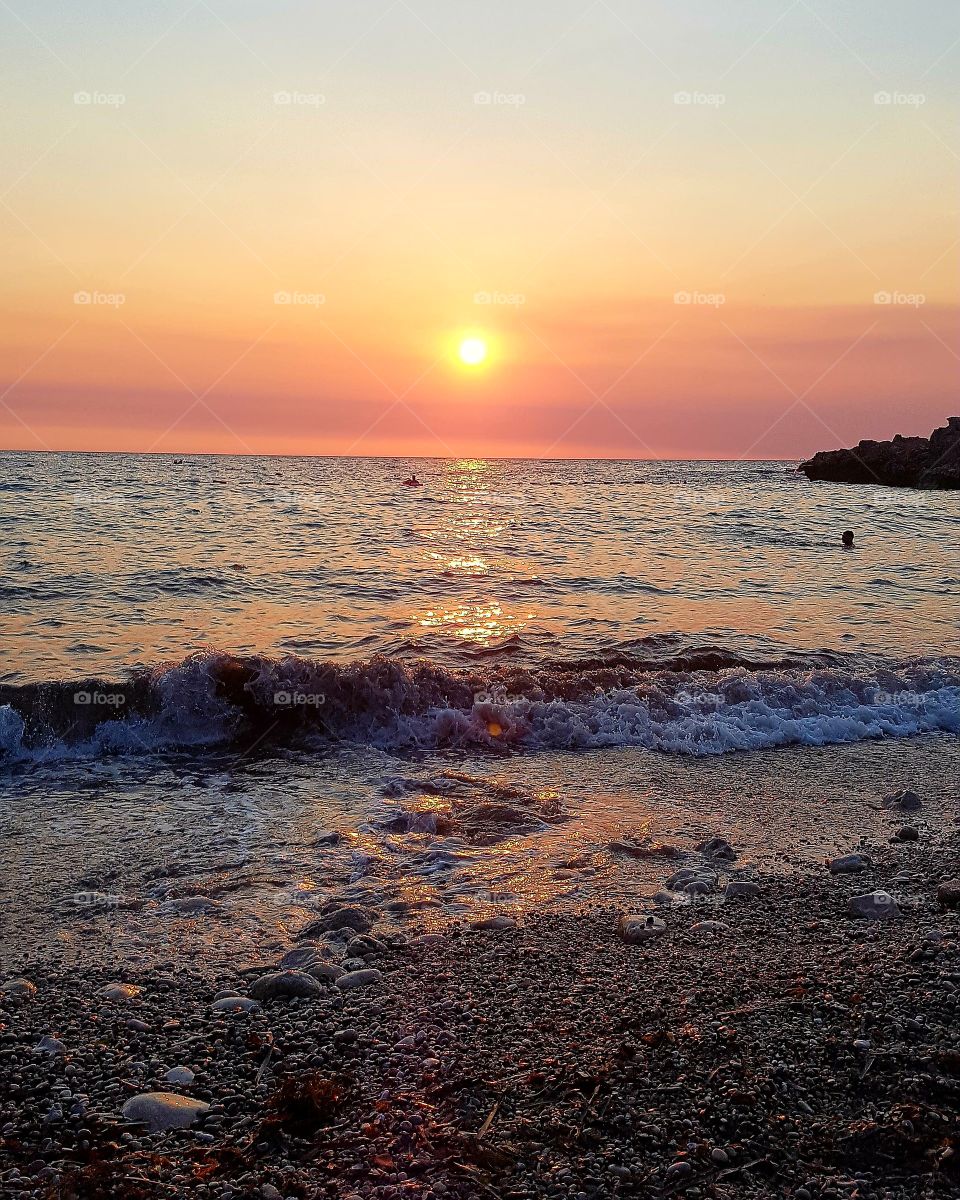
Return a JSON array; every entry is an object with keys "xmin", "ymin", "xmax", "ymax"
[{"xmin": 2, "ymin": 828, "xmax": 958, "ymax": 1199}]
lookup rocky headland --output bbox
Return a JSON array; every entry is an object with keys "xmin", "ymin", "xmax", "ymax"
[{"xmin": 800, "ymin": 417, "xmax": 960, "ymax": 488}]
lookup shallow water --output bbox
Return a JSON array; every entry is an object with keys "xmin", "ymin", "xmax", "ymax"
[{"xmin": 1, "ymin": 453, "xmax": 958, "ymax": 962}]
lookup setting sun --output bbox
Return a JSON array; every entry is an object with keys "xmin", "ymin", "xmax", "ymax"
[{"xmin": 458, "ymin": 337, "xmax": 488, "ymax": 366}]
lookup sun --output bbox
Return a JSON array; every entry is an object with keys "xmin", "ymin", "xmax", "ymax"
[{"xmin": 458, "ymin": 336, "xmax": 488, "ymax": 366}]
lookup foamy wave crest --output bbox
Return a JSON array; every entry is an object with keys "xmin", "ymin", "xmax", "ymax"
[{"xmin": 0, "ymin": 649, "xmax": 958, "ymax": 761}]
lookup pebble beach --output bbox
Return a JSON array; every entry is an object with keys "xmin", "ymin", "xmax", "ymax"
[{"xmin": 2, "ymin": 803, "xmax": 958, "ymax": 1200}]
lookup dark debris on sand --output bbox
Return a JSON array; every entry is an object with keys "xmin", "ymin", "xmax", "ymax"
[{"xmin": 0, "ymin": 833, "xmax": 958, "ymax": 1200}]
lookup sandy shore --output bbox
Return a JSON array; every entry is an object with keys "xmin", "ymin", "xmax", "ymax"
[{"xmin": 1, "ymin": 823, "xmax": 958, "ymax": 1199}]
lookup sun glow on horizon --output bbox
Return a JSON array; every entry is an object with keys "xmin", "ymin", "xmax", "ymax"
[{"xmin": 458, "ymin": 336, "xmax": 488, "ymax": 366}]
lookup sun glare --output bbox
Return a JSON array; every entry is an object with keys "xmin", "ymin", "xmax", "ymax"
[{"xmin": 458, "ymin": 336, "xmax": 488, "ymax": 366}]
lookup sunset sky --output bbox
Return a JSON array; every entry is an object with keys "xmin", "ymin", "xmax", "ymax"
[{"xmin": 2, "ymin": 1, "xmax": 958, "ymax": 459}]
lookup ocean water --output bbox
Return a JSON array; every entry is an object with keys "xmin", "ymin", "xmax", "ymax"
[{"xmin": 1, "ymin": 452, "xmax": 958, "ymax": 961}]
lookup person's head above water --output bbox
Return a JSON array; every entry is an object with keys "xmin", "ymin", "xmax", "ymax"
[{"xmin": 841, "ymin": 529, "xmax": 854, "ymax": 546}]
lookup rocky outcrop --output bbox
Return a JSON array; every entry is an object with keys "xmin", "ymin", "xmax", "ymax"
[{"xmin": 799, "ymin": 416, "xmax": 960, "ymax": 488}]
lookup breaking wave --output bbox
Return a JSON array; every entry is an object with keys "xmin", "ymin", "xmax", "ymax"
[{"xmin": 1, "ymin": 645, "xmax": 958, "ymax": 763}]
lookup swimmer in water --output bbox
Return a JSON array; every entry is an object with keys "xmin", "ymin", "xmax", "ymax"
[{"xmin": 841, "ymin": 529, "xmax": 854, "ymax": 547}]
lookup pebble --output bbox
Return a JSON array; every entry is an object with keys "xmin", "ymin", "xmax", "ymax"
[
  {"xmin": 698, "ymin": 837, "xmax": 737, "ymax": 860},
  {"xmin": 937, "ymin": 879, "xmax": 960, "ymax": 909},
  {"xmin": 1, "ymin": 978, "xmax": 37, "ymax": 998},
  {"xmin": 335, "ymin": 969, "xmax": 383, "ymax": 991},
  {"xmin": 618, "ymin": 914, "xmax": 667, "ymax": 943},
  {"xmin": 848, "ymin": 891, "xmax": 900, "ymax": 920},
  {"xmin": 97, "ymin": 983, "xmax": 141, "ymax": 1001},
  {"xmin": 300, "ymin": 906, "xmax": 372, "ymax": 936},
  {"xmin": 893, "ymin": 826, "xmax": 919, "ymax": 842},
  {"xmin": 308, "ymin": 963, "xmax": 345, "ymax": 983},
  {"xmin": 210, "ymin": 996, "xmax": 259, "ymax": 1013},
  {"xmin": 165, "ymin": 1066, "xmax": 196, "ymax": 1086},
  {"xmin": 121, "ymin": 1092, "xmax": 210, "ymax": 1132},
  {"xmin": 725, "ymin": 880, "xmax": 761, "ymax": 899},
  {"xmin": 34, "ymin": 1036, "xmax": 66, "ymax": 1056},
  {"xmin": 249, "ymin": 971, "xmax": 322, "ymax": 1002},
  {"xmin": 470, "ymin": 915, "xmax": 518, "ymax": 931},
  {"xmin": 278, "ymin": 947, "xmax": 319, "ymax": 970},
  {"xmin": 883, "ymin": 788, "xmax": 922, "ymax": 811},
  {"xmin": 828, "ymin": 853, "xmax": 869, "ymax": 873}
]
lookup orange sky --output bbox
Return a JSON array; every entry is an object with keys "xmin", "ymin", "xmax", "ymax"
[{"xmin": 2, "ymin": 2, "xmax": 958, "ymax": 458}]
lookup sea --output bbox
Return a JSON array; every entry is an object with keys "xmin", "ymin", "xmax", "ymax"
[{"xmin": 1, "ymin": 452, "xmax": 958, "ymax": 964}]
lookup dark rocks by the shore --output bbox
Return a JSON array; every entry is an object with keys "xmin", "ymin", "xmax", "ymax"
[
  {"xmin": 799, "ymin": 416, "xmax": 960, "ymax": 488},
  {"xmin": 0, "ymin": 832, "xmax": 957, "ymax": 1200}
]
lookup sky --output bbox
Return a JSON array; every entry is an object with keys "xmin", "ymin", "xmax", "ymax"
[{"xmin": 1, "ymin": 1, "xmax": 958, "ymax": 459}]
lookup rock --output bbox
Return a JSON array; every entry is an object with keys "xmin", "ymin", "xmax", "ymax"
[
  {"xmin": 848, "ymin": 891, "xmax": 900, "ymax": 920},
  {"xmin": 893, "ymin": 826, "xmax": 919, "ymax": 842},
  {"xmin": 121, "ymin": 1092, "xmax": 210, "ymax": 1132},
  {"xmin": 249, "ymin": 970, "xmax": 322, "ymax": 1002},
  {"xmin": 828, "ymin": 853, "xmax": 869, "ymax": 874},
  {"xmin": 410, "ymin": 933, "xmax": 445, "ymax": 947},
  {"xmin": 34, "ymin": 1036, "xmax": 66, "ymax": 1055},
  {"xmin": 158, "ymin": 896, "xmax": 223, "ymax": 916},
  {"xmin": 210, "ymin": 996, "xmax": 259, "ymax": 1013},
  {"xmin": 883, "ymin": 788, "xmax": 923, "ymax": 811},
  {"xmin": 937, "ymin": 879, "xmax": 960, "ymax": 909},
  {"xmin": 278, "ymin": 947, "xmax": 319, "ymax": 970},
  {"xmin": 470, "ymin": 915, "xmax": 517, "ymax": 931},
  {"xmin": 725, "ymin": 880, "xmax": 761, "ymax": 899},
  {"xmin": 297, "ymin": 906, "xmax": 372, "ymax": 938},
  {"xmin": 261, "ymin": 1186, "xmax": 282, "ymax": 1200},
  {"xmin": 97, "ymin": 983, "xmax": 141, "ymax": 1001},
  {"xmin": 618, "ymin": 914, "xmax": 667, "ymax": 943},
  {"xmin": 698, "ymin": 837, "xmax": 737, "ymax": 861},
  {"xmin": 165, "ymin": 1066, "xmax": 195, "ymax": 1086},
  {"xmin": 126, "ymin": 1018, "xmax": 150, "ymax": 1032},
  {"xmin": 799, "ymin": 417, "xmax": 960, "ymax": 488},
  {"xmin": 335, "ymin": 969, "xmax": 383, "ymax": 991},
  {"xmin": 312, "ymin": 829, "xmax": 342, "ymax": 845},
  {"xmin": 308, "ymin": 962, "xmax": 345, "ymax": 984},
  {"xmin": 608, "ymin": 839, "xmax": 682, "ymax": 859},
  {"xmin": 0, "ymin": 978, "xmax": 36, "ymax": 999},
  {"xmin": 691, "ymin": 920, "xmax": 729, "ymax": 933},
  {"xmin": 345, "ymin": 934, "xmax": 387, "ymax": 958},
  {"xmin": 666, "ymin": 867, "xmax": 717, "ymax": 897}
]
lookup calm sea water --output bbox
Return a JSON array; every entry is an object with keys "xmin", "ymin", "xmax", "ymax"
[{"xmin": 1, "ymin": 452, "xmax": 958, "ymax": 962}]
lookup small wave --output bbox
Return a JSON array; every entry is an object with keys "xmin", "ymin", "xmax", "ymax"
[{"xmin": 1, "ymin": 648, "xmax": 958, "ymax": 763}]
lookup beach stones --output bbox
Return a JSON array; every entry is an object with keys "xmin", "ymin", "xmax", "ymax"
[
  {"xmin": 0, "ymin": 978, "xmax": 36, "ymax": 999},
  {"xmin": 345, "ymin": 934, "xmax": 387, "ymax": 957},
  {"xmin": 97, "ymin": 983, "xmax": 141, "ymax": 1001},
  {"xmin": 691, "ymin": 920, "xmax": 729, "ymax": 933},
  {"xmin": 249, "ymin": 970, "xmax": 321, "ymax": 1002},
  {"xmin": 298, "ymin": 906, "xmax": 372, "ymax": 937},
  {"xmin": 618, "ymin": 914, "xmax": 667, "ymax": 943},
  {"xmin": 121, "ymin": 1092, "xmax": 209, "ymax": 1132},
  {"xmin": 883, "ymin": 788, "xmax": 922, "ymax": 812},
  {"xmin": 336, "ymin": 969, "xmax": 383, "ymax": 991},
  {"xmin": 210, "ymin": 996, "xmax": 259, "ymax": 1013},
  {"xmin": 470, "ymin": 915, "xmax": 518, "ymax": 931},
  {"xmin": 34, "ymin": 1036, "xmax": 66, "ymax": 1055},
  {"xmin": 278, "ymin": 947, "xmax": 319, "ymax": 970},
  {"xmin": 937, "ymin": 879, "xmax": 960, "ymax": 909},
  {"xmin": 165, "ymin": 1066, "xmax": 195, "ymax": 1087},
  {"xmin": 725, "ymin": 880, "xmax": 761, "ymax": 899},
  {"xmin": 308, "ymin": 963, "xmax": 346, "ymax": 984},
  {"xmin": 666, "ymin": 867, "xmax": 717, "ymax": 897},
  {"xmin": 608, "ymin": 838, "xmax": 682, "ymax": 859},
  {"xmin": 828, "ymin": 853, "xmax": 869, "ymax": 874},
  {"xmin": 848, "ymin": 891, "xmax": 900, "ymax": 920},
  {"xmin": 699, "ymin": 836, "xmax": 737, "ymax": 861},
  {"xmin": 893, "ymin": 826, "xmax": 919, "ymax": 842}
]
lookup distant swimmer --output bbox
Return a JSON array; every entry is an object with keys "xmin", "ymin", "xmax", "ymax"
[
  {"xmin": 841, "ymin": 529, "xmax": 854, "ymax": 547},
  {"xmin": 402, "ymin": 474, "xmax": 421, "ymax": 487}
]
